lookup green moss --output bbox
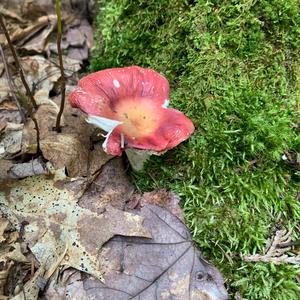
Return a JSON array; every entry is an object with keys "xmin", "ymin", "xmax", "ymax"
[{"xmin": 92, "ymin": 0, "xmax": 300, "ymax": 298}]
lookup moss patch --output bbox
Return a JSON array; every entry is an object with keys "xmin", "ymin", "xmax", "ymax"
[{"xmin": 92, "ymin": 0, "xmax": 300, "ymax": 298}]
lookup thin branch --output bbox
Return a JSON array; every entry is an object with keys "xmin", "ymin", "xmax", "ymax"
[
  {"xmin": 0, "ymin": 13, "xmax": 37, "ymax": 110},
  {"xmin": 0, "ymin": 15, "xmax": 40, "ymax": 155},
  {"xmin": 0, "ymin": 44, "xmax": 26, "ymax": 123},
  {"xmin": 31, "ymin": 117, "xmax": 41, "ymax": 154},
  {"xmin": 54, "ymin": 0, "xmax": 66, "ymax": 132},
  {"xmin": 243, "ymin": 229, "xmax": 300, "ymax": 265}
]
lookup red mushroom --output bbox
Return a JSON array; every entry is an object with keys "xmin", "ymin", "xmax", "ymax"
[{"xmin": 69, "ymin": 66, "xmax": 194, "ymax": 158}]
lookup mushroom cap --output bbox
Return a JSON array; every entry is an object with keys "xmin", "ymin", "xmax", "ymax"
[{"xmin": 69, "ymin": 66, "xmax": 194, "ymax": 156}]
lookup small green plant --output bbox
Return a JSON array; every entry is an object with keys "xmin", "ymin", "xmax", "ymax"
[{"xmin": 92, "ymin": 0, "xmax": 300, "ymax": 298}]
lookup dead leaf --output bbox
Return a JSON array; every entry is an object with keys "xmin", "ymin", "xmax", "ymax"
[
  {"xmin": 88, "ymin": 143, "xmax": 113, "ymax": 175},
  {"xmin": 0, "ymin": 159, "xmax": 13, "ymax": 179},
  {"xmin": 0, "ymin": 78, "xmax": 10, "ymax": 101},
  {"xmin": 22, "ymin": 102, "xmax": 59, "ymax": 154},
  {"xmin": 11, "ymin": 264, "xmax": 45, "ymax": 300},
  {"xmin": 67, "ymin": 46, "xmax": 89, "ymax": 62},
  {"xmin": 0, "ymin": 101, "xmax": 18, "ymax": 111},
  {"xmin": 20, "ymin": 16, "xmax": 57, "ymax": 53},
  {"xmin": 282, "ymin": 150, "xmax": 300, "ymax": 170},
  {"xmin": 40, "ymin": 133, "xmax": 89, "ymax": 177},
  {"xmin": 0, "ymin": 6, "xmax": 26, "ymax": 23},
  {"xmin": 128, "ymin": 189, "xmax": 184, "ymax": 221},
  {"xmin": 11, "ymin": 15, "xmax": 57, "ymax": 46},
  {"xmin": 44, "ymin": 204, "xmax": 228, "ymax": 300},
  {"xmin": 8, "ymin": 157, "xmax": 49, "ymax": 179},
  {"xmin": 0, "ymin": 218, "xmax": 9, "ymax": 243},
  {"xmin": 4, "ymin": 244, "xmax": 27, "ymax": 264},
  {"xmin": 0, "ymin": 168, "xmax": 150, "ymax": 285},
  {"xmin": 0, "ymin": 123, "xmax": 23, "ymax": 159},
  {"xmin": 2, "ymin": 0, "xmax": 93, "ymax": 20},
  {"xmin": 79, "ymin": 158, "xmax": 134, "ymax": 212},
  {"xmin": 0, "ymin": 218, "xmax": 29, "ymax": 298},
  {"xmin": 19, "ymin": 56, "xmax": 61, "ymax": 103},
  {"xmin": 66, "ymin": 28, "xmax": 85, "ymax": 47},
  {"xmin": 44, "ymin": 269, "xmax": 88, "ymax": 300}
]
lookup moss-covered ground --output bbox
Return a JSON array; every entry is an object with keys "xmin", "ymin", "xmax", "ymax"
[{"xmin": 91, "ymin": 1, "xmax": 300, "ymax": 298}]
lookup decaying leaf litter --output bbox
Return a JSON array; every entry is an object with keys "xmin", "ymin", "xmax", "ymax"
[{"xmin": 0, "ymin": 1, "xmax": 229, "ymax": 299}]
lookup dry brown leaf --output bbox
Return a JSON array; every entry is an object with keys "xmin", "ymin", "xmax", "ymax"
[
  {"xmin": 79, "ymin": 158, "xmax": 134, "ymax": 212},
  {"xmin": 21, "ymin": 15, "xmax": 57, "ymax": 53},
  {"xmin": 21, "ymin": 102, "xmax": 59, "ymax": 154},
  {"xmin": 0, "ymin": 101, "xmax": 18, "ymax": 111},
  {"xmin": 3, "ymin": 0, "xmax": 93, "ymax": 20},
  {"xmin": 0, "ymin": 218, "xmax": 29, "ymax": 299},
  {"xmin": 0, "ymin": 62, "xmax": 3, "ymax": 77},
  {"xmin": 0, "ymin": 78, "xmax": 10, "ymax": 101},
  {"xmin": 128, "ymin": 189, "xmax": 184, "ymax": 221},
  {"xmin": 88, "ymin": 143, "xmax": 113, "ymax": 175},
  {"xmin": 11, "ymin": 264, "xmax": 45, "ymax": 300},
  {"xmin": 0, "ymin": 218, "xmax": 9, "ymax": 243},
  {"xmin": 0, "ymin": 261, "xmax": 13, "ymax": 297},
  {"xmin": 11, "ymin": 15, "xmax": 57, "ymax": 45},
  {"xmin": 0, "ymin": 123, "xmax": 23, "ymax": 159},
  {"xmin": 4, "ymin": 244, "xmax": 27, "ymax": 264},
  {"xmin": 40, "ymin": 133, "xmax": 89, "ymax": 177},
  {"xmin": 44, "ymin": 203, "xmax": 228, "ymax": 300},
  {"xmin": 0, "ymin": 122, "xmax": 6, "ymax": 133},
  {"xmin": 67, "ymin": 46, "xmax": 89, "ymax": 62},
  {"xmin": 0, "ymin": 159, "xmax": 13, "ymax": 179},
  {"xmin": 20, "ymin": 56, "xmax": 61, "ymax": 102},
  {"xmin": 44, "ymin": 269, "xmax": 88, "ymax": 300},
  {"xmin": 0, "ymin": 168, "xmax": 151, "ymax": 285},
  {"xmin": 0, "ymin": 6, "xmax": 26, "ymax": 23}
]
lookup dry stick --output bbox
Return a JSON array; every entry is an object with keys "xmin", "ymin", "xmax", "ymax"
[
  {"xmin": 0, "ymin": 13, "xmax": 37, "ymax": 110},
  {"xmin": 0, "ymin": 14, "xmax": 40, "ymax": 154},
  {"xmin": 54, "ymin": 0, "xmax": 66, "ymax": 132},
  {"xmin": 0, "ymin": 44, "xmax": 26, "ymax": 123}
]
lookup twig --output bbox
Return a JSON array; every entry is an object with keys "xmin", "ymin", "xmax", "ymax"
[
  {"xmin": 31, "ymin": 117, "xmax": 41, "ymax": 154},
  {"xmin": 0, "ymin": 44, "xmax": 26, "ymax": 123},
  {"xmin": 54, "ymin": 0, "xmax": 66, "ymax": 132},
  {"xmin": 0, "ymin": 14, "xmax": 40, "ymax": 154},
  {"xmin": 243, "ymin": 229, "xmax": 300, "ymax": 265},
  {"xmin": 0, "ymin": 13, "xmax": 37, "ymax": 110}
]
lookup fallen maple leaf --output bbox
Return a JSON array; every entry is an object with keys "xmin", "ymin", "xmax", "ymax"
[
  {"xmin": 0, "ymin": 167, "xmax": 150, "ymax": 286},
  {"xmin": 44, "ymin": 203, "xmax": 228, "ymax": 300}
]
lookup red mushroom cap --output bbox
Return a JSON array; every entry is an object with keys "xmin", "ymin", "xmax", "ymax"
[{"xmin": 69, "ymin": 66, "xmax": 194, "ymax": 156}]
